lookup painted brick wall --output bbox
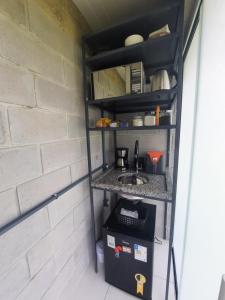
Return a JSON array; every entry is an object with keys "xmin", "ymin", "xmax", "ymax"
[{"xmin": 0, "ymin": 1, "xmax": 101, "ymax": 299}]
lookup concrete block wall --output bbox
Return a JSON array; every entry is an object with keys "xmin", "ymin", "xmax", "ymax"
[{"xmin": 0, "ymin": 1, "xmax": 99, "ymax": 299}]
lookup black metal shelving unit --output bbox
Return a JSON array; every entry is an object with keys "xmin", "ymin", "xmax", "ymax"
[{"xmin": 82, "ymin": 1, "xmax": 184, "ymax": 299}]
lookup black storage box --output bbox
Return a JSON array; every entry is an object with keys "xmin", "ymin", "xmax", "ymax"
[{"xmin": 103, "ymin": 199, "xmax": 156, "ymax": 300}]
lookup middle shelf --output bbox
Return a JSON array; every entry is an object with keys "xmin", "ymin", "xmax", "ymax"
[
  {"xmin": 88, "ymin": 125, "xmax": 176, "ymax": 131},
  {"xmin": 91, "ymin": 168, "xmax": 173, "ymax": 202},
  {"xmin": 87, "ymin": 88, "xmax": 177, "ymax": 113}
]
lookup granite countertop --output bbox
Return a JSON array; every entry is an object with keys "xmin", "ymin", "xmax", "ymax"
[{"xmin": 91, "ymin": 168, "xmax": 172, "ymax": 201}]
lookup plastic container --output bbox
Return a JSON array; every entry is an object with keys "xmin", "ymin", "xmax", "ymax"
[
  {"xmin": 96, "ymin": 240, "xmax": 104, "ymax": 264},
  {"xmin": 160, "ymin": 110, "xmax": 172, "ymax": 125},
  {"xmin": 120, "ymin": 120, "xmax": 129, "ymax": 128},
  {"xmin": 133, "ymin": 116, "xmax": 143, "ymax": 127},
  {"xmin": 115, "ymin": 200, "xmax": 148, "ymax": 230}
]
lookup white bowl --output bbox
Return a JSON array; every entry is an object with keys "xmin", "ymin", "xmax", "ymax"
[{"xmin": 125, "ymin": 34, "xmax": 144, "ymax": 47}]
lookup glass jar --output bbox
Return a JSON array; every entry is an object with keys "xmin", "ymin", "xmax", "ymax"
[{"xmin": 133, "ymin": 116, "xmax": 143, "ymax": 127}]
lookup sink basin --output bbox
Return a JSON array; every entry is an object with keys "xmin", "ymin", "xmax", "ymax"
[{"xmin": 118, "ymin": 173, "xmax": 149, "ymax": 185}]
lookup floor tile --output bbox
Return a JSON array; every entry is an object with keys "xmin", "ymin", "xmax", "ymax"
[
  {"xmin": 69, "ymin": 239, "xmax": 176, "ymax": 300},
  {"xmin": 152, "ymin": 276, "xmax": 175, "ymax": 300},
  {"xmin": 75, "ymin": 268, "xmax": 175, "ymax": 300},
  {"xmin": 105, "ymin": 276, "xmax": 175, "ymax": 300},
  {"xmin": 69, "ymin": 264, "xmax": 109, "ymax": 300},
  {"xmin": 153, "ymin": 240, "xmax": 174, "ymax": 283},
  {"xmin": 153, "ymin": 240, "xmax": 169, "ymax": 280},
  {"xmin": 106, "ymin": 285, "xmax": 137, "ymax": 300}
]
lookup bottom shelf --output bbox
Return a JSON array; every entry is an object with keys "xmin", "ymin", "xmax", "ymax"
[{"xmin": 74, "ymin": 239, "xmax": 175, "ymax": 300}]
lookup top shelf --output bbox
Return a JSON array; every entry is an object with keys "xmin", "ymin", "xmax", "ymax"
[
  {"xmin": 84, "ymin": 2, "xmax": 180, "ymax": 55},
  {"xmin": 85, "ymin": 33, "xmax": 178, "ymax": 72}
]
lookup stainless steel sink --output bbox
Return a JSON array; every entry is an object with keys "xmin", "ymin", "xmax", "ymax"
[{"xmin": 118, "ymin": 173, "xmax": 149, "ymax": 186}]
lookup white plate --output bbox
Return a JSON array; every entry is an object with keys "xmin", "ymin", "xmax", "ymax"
[{"xmin": 125, "ymin": 34, "xmax": 144, "ymax": 46}]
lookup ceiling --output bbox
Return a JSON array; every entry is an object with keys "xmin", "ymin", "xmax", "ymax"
[{"xmin": 73, "ymin": 0, "xmax": 198, "ymax": 37}]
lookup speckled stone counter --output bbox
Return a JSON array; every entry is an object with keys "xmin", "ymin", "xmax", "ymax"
[{"xmin": 91, "ymin": 168, "xmax": 172, "ymax": 201}]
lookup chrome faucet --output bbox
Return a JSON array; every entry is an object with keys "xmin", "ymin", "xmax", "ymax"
[{"xmin": 134, "ymin": 140, "xmax": 139, "ymax": 174}]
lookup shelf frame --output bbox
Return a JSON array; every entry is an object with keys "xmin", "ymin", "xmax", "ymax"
[
  {"xmin": 82, "ymin": 2, "xmax": 184, "ymax": 300},
  {"xmin": 88, "ymin": 125, "xmax": 176, "ymax": 131},
  {"xmin": 82, "ymin": 43, "xmax": 99, "ymax": 273},
  {"xmin": 165, "ymin": 2, "xmax": 185, "ymax": 299}
]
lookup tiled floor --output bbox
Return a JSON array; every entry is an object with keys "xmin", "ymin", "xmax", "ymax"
[{"xmin": 73, "ymin": 240, "xmax": 176, "ymax": 300}]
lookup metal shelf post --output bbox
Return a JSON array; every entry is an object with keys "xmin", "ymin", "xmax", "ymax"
[
  {"xmin": 82, "ymin": 42, "xmax": 98, "ymax": 273},
  {"xmin": 165, "ymin": 1, "xmax": 184, "ymax": 299}
]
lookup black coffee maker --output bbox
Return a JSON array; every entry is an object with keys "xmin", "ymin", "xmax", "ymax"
[{"xmin": 115, "ymin": 148, "xmax": 129, "ymax": 171}]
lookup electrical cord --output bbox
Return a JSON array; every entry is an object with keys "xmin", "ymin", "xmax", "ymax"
[{"xmin": 154, "ymin": 236, "xmax": 162, "ymax": 245}]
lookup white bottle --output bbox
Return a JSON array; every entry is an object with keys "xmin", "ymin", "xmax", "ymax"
[{"xmin": 133, "ymin": 116, "xmax": 143, "ymax": 127}]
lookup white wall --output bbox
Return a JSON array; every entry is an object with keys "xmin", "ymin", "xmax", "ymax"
[
  {"xmin": 177, "ymin": 1, "xmax": 225, "ymax": 299},
  {"xmin": 173, "ymin": 19, "xmax": 201, "ymax": 283}
]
